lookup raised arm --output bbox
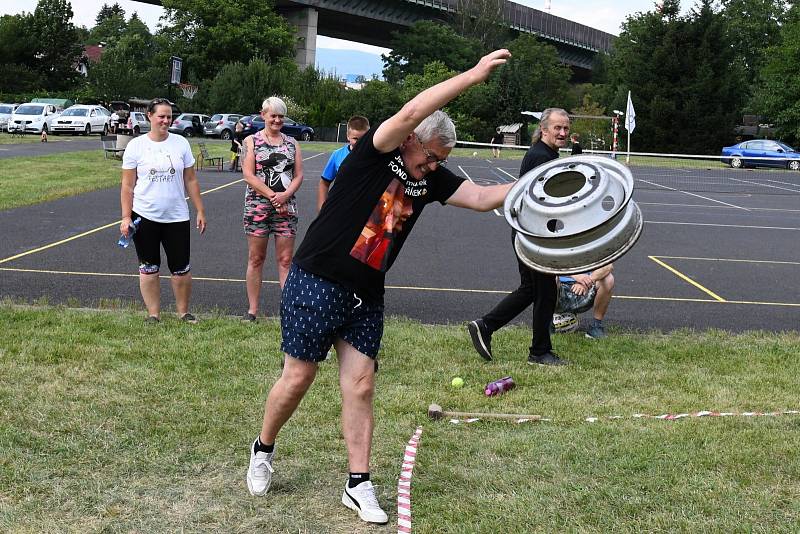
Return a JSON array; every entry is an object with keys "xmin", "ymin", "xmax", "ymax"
[{"xmin": 372, "ymin": 49, "xmax": 510, "ymax": 153}]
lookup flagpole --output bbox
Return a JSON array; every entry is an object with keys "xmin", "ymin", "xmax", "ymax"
[{"xmin": 626, "ymin": 129, "xmax": 630, "ymax": 163}]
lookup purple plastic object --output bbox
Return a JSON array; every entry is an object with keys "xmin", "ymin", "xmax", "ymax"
[{"xmin": 485, "ymin": 376, "xmax": 515, "ymax": 397}]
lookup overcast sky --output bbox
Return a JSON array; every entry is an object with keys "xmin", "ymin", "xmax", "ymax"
[{"xmin": 1, "ymin": 0, "xmax": 693, "ymax": 53}]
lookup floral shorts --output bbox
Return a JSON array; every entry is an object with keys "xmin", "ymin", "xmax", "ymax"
[{"xmin": 242, "ymin": 196, "xmax": 298, "ymax": 238}]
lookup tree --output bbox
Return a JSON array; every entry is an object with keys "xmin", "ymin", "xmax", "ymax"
[
  {"xmin": 0, "ymin": 14, "xmax": 43, "ymax": 92},
  {"xmin": 340, "ymin": 80, "xmax": 402, "ymax": 125},
  {"xmin": 31, "ymin": 0, "xmax": 83, "ymax": 91},
  {"xmin": 608, "ymin": 0, "xmax": 744, "ymax": 153},
  {"xmin": 753, "ymin": 5, "xmax": 800, "ymax": 142},
  {"xmin": 382, "ymin": 21, "xmax": 483, "ymax": 84},
  {"xmin": 398, "ymin": 61, "xmax": 456, "ymax": 103},
  {"xmin": 206, "ymin": 58, "xmax": 299, "ymax": 115},
  {"xmin": 487, "ymin": 34, "xmax": 572, "ymax": 127},
  {"xmin": 159, "ymin": 0, "xmax": 295, "ymax": 82},
  {"xmin": 87, "ymin": 32, "xmax": 160, "ymax": 101},
  {"xmin": 570, "ymin": 93, "xmax": 611, "ymax": 151},
  {"xmin": 449, "ymin": 0, "xmax": 510, "ymax": 51},
  {"xmin": 89, "ymin": 3, "xmax": 127, "ymax": 45},
  {"xmin": 720, "ymin": 0, "xmax": 786, "ymax": 89}
]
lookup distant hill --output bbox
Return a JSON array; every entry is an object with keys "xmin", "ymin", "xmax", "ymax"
[{"xmin": 315, "ymin": 48, "xmax": 385, "ymax": 80}]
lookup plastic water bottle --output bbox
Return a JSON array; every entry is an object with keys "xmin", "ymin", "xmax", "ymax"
[
  {"xmin": 485, "ymin": 376, "xmax": 515, "ymax": 397},
  {"xmin": 117, "ymin": 217, "xmax": 141, "ymax": 248}
]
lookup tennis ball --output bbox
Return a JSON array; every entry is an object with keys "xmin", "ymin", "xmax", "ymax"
[
  {"xmin": 451, "ymin": 377, "xmax": 464, "ymax": 388},
  {"xmin": 472, "ymin": 151, "xmax": 478, "ymax": 157}
]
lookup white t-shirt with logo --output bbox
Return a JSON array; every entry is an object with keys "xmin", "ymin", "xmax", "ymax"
[{"xmin": 122, "ymin": 134, "xmax": 196, "ymax": 223}]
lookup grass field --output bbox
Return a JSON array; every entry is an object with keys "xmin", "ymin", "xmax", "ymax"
[{"xmin": 2, "ymin": 305, "xmax": 799, "ymax": 532}]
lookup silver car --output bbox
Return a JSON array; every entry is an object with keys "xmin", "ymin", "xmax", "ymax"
[
  {"xmin": 203, "ymin": 113, "xmax": 242, "ymax": 140},
  {"xmin": 126, "ymin": 112, "xmax": 151, "ymax": 135},
  {"xmin": 0, "ymin": 103, "xmax": 19, "ymax": 131}
]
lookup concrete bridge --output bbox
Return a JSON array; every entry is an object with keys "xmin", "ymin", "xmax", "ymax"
[{"xmin": 137, "ymin": 0, "xmax": 614, "ymax": 79}]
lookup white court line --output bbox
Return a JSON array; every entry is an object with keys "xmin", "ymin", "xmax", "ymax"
[
  {"xmin": 458, "ymin": 165, "xmax": 501, "ymax": 216},
  {"xmin": 638, "ymin": 179, "xmax": 750, "ymax": 211},
  {"xmin": 646, "ymin": 220, "xmax": 800, "ymax": 230},
  {"xmin": 302, "ymin": 152, "xmax": 325, "ymax": 161},
  {"xmin": 639, "ymin": 201, "xmax": 800, "ymax": 213},
  {"xmin": 495, "ymin": 167, "xmax": 518, "ymax": 180},
  {"xmin": 765, "ymin": 178, "xmax": 800, "ymax": 188},
  {"xmin": 727, "ymin": 176, "xmax": 800, "ymax": 193}
]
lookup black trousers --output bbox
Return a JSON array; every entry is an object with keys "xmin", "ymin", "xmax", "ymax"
[{"xmin": 481, "ymin": 233, "xmax": 556, "ymax": 356}]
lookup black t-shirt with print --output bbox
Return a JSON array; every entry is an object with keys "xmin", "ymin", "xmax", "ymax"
[{"xmin": 293, "ymin": 127, "xmax": 464, "ymax": 302}]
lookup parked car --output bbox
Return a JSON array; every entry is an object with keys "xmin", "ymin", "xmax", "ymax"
[
  {"xmin": 203, "ymin": 113, "xmax": 242, "ymax": 140},
  {"xmin": 721, "ymin": 139, "xmax": 800, "ymax": 171},
  {"xmin": 6, "ymin": 102, "xmax": 60, "ymax": 134},
  {"xmin": 169, "ymin": 113, "xmax": 209, "ymax": 137},
  {"xmin": 238, "ymin": 113, "xmax": 314, "ymax": 140},
  {"xmin": 126, "ymin": 111, "xmax": 151, "ymax": 135},
  {"xmin": 239, "ymin": 114, "xmax": 264, "ymax": 136},
  {"xmin": 0, "ymin": 103, "xmax": 20, "ymax": 131},
  {"xmin": 50, "ymin": 104, "xmax": 112, "ymax": 135},
  {"xmin": 281, "ymin": 117, "xmax": 314, "ymax": 141}
]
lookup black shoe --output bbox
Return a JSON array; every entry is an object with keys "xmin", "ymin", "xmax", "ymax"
[
  {"xmin": 180, "ymin": 312, "xmax": 198, "ymax": 324},
  {"xmin": 242, "ymin": 312, "xmax": 257, "ymax": 322},
  {"xmin": 527, "ymin": 352, "xmax": 567, "ymax": 366},
  {"xmin": 467, "ymin": 320, "xmax": 493, "ymax": 361}
]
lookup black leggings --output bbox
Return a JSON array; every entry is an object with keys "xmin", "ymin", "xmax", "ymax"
[
  {"xmin": 481, "ymin": 232, "xmax": 556, "ymax": 356},
  {"xmin": 131, "ymin": 213, "xmax": 191, "ymax": 275}
]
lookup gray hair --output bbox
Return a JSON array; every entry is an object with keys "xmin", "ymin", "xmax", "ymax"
[
  {"xmin": 414, "ymin": 110, "xmax": 457, "ymax": 148},
  {"xmin": 531, "ymin": 107, "xmax": 570, "ymax": 144},
  {"xmin": 261, "ymin": 96, "xmax": 287, "ymax": 115}
]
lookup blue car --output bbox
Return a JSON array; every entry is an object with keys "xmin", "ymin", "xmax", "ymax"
[
  {"xmin": 721, "ymin": 139, "xmax": 800, "ymax": 171},
  {"xmin": 239, "ymin": 114, "xmax": 314, "ymax": 141}
]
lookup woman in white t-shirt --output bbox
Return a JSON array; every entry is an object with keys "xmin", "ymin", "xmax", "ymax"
[{"xmin": 120, "ymin": 98, "xmax": 207, "ymax": 323}]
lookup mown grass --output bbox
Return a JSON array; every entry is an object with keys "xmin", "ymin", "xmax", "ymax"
[{"xmin": 1, "ymin": 305, "xmax": 799, "ymax": 532}]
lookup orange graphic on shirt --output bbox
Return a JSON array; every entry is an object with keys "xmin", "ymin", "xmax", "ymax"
[{"xmin": 350, "ymin": 179, "xmax": 414, "ymax": 271}]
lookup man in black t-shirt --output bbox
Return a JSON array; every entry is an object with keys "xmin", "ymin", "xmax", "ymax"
[
  {"xmin": 246, "ymin": 49, "xmax": 514, "ymax": 525},
  {"xmin": 468, "ymin": 108, "xmax": 572, "ymax": 367}
]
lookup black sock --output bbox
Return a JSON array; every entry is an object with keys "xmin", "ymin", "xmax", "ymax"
[
  {"xmin": 348, "ymin": 472, "xmax": 370, "ymax": 488},
  {"xmin": 254, "ymin": 437, "xmax": 274, "ymax": 454}
]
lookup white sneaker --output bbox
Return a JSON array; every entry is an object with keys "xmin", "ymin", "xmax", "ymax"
[
  {"xmin": 246, "ymin": 440, "xmax": 274, "ymax": 496},
  {"xmin": 341, "ymin": 480, "xmax": 389, "ymax": 524}
]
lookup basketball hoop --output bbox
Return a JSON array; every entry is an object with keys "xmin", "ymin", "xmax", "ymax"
[{"xmin": 178, "ymin": 83, "xmax": 198, "ymax": 100}]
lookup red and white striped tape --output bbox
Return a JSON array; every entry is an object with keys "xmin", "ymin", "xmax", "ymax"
[
  {"xmin": 397, "ymin": 426, "xmax": 422, "ymax": 534},
  {"xmin": 447, "ymin": 409, "xmax": 800, "ymax": 425}
]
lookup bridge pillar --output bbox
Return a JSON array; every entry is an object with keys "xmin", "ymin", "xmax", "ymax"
[{"xmin": 285, "ymin": 7, "xmax": 318, "ymax": 70}]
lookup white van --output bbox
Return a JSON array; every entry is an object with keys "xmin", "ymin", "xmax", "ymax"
[{"xmin": 7, "ymin": 102, "xmax": 60, "ymax": 134}]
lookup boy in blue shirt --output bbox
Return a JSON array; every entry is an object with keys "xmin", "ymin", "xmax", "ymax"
[{"xmin": 317, "ymin": 115, "xmax": 370, "ymax": 211}]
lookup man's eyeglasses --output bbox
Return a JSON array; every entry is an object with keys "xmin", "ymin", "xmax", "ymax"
[{"xmin": 416, "ymin": 137, "xmax": 448, "ymax": 167}]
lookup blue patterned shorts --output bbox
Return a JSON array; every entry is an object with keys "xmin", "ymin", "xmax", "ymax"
[{"xmin": 280, "ymin": 264, "xmax": 384, "ymax": 362}]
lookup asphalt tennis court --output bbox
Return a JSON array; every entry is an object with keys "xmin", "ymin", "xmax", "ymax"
[{"xmin": 1, "ymin": 145, "xmax": 798, "ymax": 333}]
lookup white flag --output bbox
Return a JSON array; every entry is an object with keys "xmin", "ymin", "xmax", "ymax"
[{"xmin": 625, "ymin": 91, "xmax": 636, "ymax": 133}]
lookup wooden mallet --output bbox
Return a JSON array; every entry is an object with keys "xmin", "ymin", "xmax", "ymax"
[{"xmin": 428, "ymin": 403, "xmax": 544, "ymax": 422}]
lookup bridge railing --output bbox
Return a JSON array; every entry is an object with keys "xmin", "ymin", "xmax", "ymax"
[{"xmin": 403, "ymin": 0, "xmax": 613, "ymax": 52}]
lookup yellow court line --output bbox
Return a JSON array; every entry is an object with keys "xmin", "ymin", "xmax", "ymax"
[
  {"xmin": 3, "ymin": 266, "xmax": 800, "ymax": 307},
  {"xmin": 0, "ymin": 152, "xmax": 325, "ymax": 266},
  {"xmin": 0, "ymin": 177, "xmax": 245, "ymax": 265},
  {"xmin": 648, "ymin": 256, "xmax": 727, "ymax": 302}
]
